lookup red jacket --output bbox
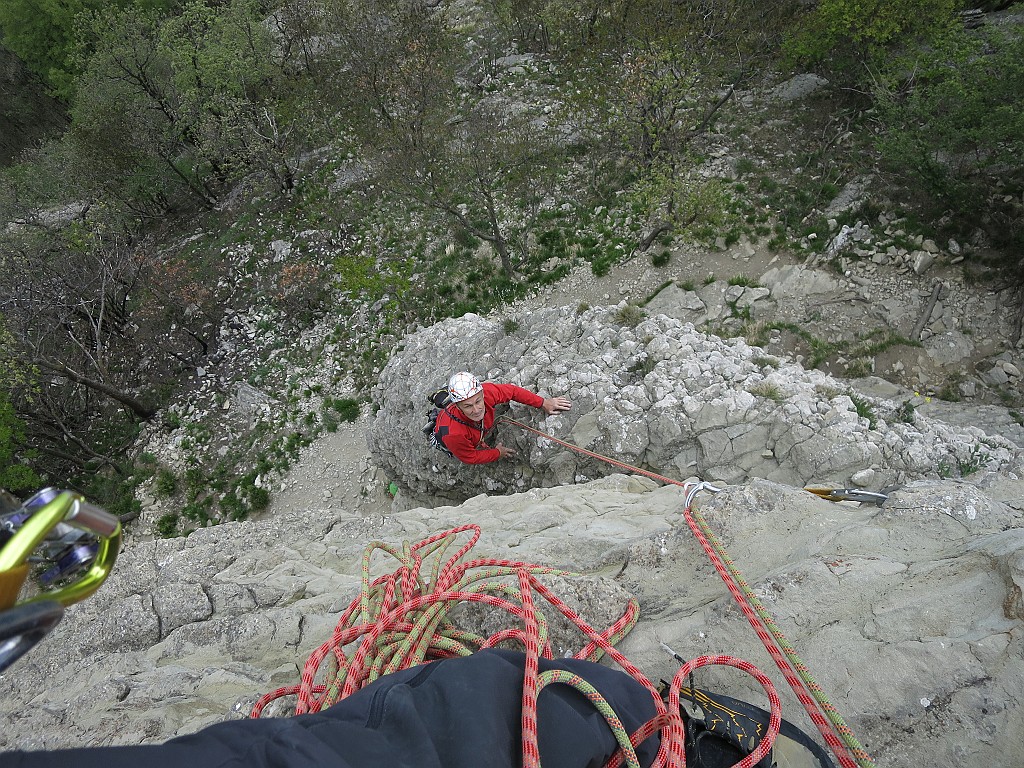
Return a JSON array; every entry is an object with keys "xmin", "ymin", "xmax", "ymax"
[{"xmin": 433, "ymin": 382, "xmax": 544, "ymax": 464}]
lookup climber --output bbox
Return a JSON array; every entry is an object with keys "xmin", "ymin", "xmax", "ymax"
[{"xmin": 433, "ymin": 372, "xmax": 571, "ymax": 464}]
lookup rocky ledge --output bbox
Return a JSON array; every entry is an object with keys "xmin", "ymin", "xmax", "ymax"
[{"xmin": 1, "ymin": 473, "xmax": 1022, "ymax": 767}]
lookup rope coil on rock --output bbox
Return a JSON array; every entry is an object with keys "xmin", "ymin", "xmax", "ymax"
[
  {"xmin": 252, "ymin": 524, "xmax": 784, "ymax": 768},
  {"xmin": 501, "ymin": 415, "xmax": 875, "ymax": 768}
]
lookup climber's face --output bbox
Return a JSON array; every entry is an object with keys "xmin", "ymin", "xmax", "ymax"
[{"xmin": 456, "ymin": 390, "xmax": 486, "ymax": 422}]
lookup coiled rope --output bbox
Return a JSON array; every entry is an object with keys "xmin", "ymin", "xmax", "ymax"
[
  {"xmin": 502, "ymin": 415, "xmax": 875, "ymax": 768},
  {"xmin": 252, "ymin": 523, "xmax": 783, "ymax": 768}
]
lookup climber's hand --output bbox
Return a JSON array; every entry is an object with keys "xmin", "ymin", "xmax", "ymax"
[{"xmin": 542, "ymin": 397, "xmax": 572, "ymax": 415}]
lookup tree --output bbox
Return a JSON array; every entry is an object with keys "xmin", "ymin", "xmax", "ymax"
[
  {"xmin": 68, "ymin": 0, "xmax": 296, "ymax": 214},
  {"xmin": 0, "ymin": 342, "xmax": 40, "ymax": 493},
  {"xmin": 297, "ymin": 0, "xmax": 563, "ymax": 277},
  {"xmin": 0, "ymin": 213, "xmax": 157, "ymax": 478},
  {"xmin": 874, "ymin": 26, "xmax": 1024, "ymax": 289},
  {"xmin": 0, "ymin": 0, "xmax": 175, "ymax": 98},
  {"xmin": 783, "ymin": 0, "xmax": 960, "ymax": 78}
]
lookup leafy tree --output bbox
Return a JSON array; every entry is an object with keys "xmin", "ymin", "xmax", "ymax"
[
  {"xmin": 0, "ymin": 394, "xmax": 39, "ymax": 492},
  {"xmin": 528, "ymin": 0, "xmax": 793, "ymax": 239},
  {"xmin": 784, "ymin": 0, "xmax": 960, "ymax": 78},
  {"xmin": 299, "ymin": 0, "xmax": 564, "ymax": 277},
  {"xmin": 0, "ymin": 212, "xmax": 155, "ymax": 478},
  {"xmin": 874, "ymin": 25, "xmax": 1024, "ymax": 286},
  {"xmin": 0, "ymin": 0, "xmax": 175, "ymax": 98},
  {"xmin": 68, "ymin": 0, "xmax": 294, "ymax": 213}
]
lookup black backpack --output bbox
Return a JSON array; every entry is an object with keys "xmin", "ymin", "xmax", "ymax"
[{"xmin": 422, "ymin": 387, "xmax": 455, "ymax": 457}]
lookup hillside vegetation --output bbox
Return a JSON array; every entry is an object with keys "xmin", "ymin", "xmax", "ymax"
[{"xmin": 0, "ymin": 0, "xmax": 1022, "ymax": 521}]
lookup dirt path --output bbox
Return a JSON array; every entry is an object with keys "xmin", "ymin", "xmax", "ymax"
[{"xmin": 264, "ymin": 413, "xmax": 392, "ymax": 518}]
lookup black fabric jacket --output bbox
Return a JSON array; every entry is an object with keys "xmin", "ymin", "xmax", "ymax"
[{"xmin": 4, "ymin": 649, "xmax": 660, "ymax": 768}]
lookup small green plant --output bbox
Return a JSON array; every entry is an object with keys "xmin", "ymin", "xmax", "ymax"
[
  {"xmin": 626, "ymin": 356, "xmax": 656, "ymax": 379},
  {"xmin": 748, "ymin": 381, "xmax": 785, "ymax": 401},
  {"xmin": 727, "ymin": 301, "xmax": 751, "ymax": 321},
  {"xmin": 896, "ymin": 399, "xmax": 916, "ymax": 424},
  {"xmin": 849, "ymin": 393, "xmax": 878, "ymax": 430},
  {"xmin": 957, "ymin": 445, "xmax": 992, "ymax": 477},
  {"xmin": 154, "ymin": 468, "xmax": 178, "ymax": 498},
  {"xmin": 643, "ymin": 281, "xmax": 675, "ymax": 305},
  {"xmin": 845, "ymin": 358, "xmax": 873, "ymax": 378},
  {"xmin": 248, "ymin": 485, "xmax": 270, "ymax": 512},
  {"xmin": 576, "ymin": 302, "xmax": 590, "ymax": 315},
  {"xmin": 155, "ymin": 513, "xmax": 179, "ymax": 538},
  {"xmin": 703, "ymin": 273, "xmax": 716, "ymax": 286},
  {"xmin": 322, "ymin": 411, "xmax": 340, "ymax": 432},
  {"xmin": 503, "ymin": 318, "xmax": 520, "ymax": 334},
  {"xmin": 651, "ymin": 250, "xmax": 671, "ymax": 267},
  {"xmin": 727, "ymin": 275, "xmax": 760, "ymax": 288},
  {"xmin": 751, "ymin": 355, "xmax": 779, "ymax": 369},
  {"xmin": 937, "ymin": 376, "xmax": 963, "ymax": 402},
  {"xmin": 332, "ymin": 398, "xmax": 361, "ymax": 422},
  {"xmin": 613, "ymin": 304, "xmax": 646, "ymax": 328},
  {"xmin": 735, "ymin": 157, "xmax": 756, "ymax": 177},
  {"xmin": 679, "ymin": 280, "xmax": 696, "ymax": 291}
]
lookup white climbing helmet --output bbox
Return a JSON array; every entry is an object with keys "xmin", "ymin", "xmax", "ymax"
[{"xmin": 448, "ymin": 371, "xmax": 483, "ymax": 403}]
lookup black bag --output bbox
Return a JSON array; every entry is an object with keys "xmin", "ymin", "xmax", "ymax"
[
  {"xmin": 422, "ymin": 386, "xmax": 455, "ymax": 457},
  {"xmin": 665, "ymin": 682, "xmax": 837, "ymax": 768}
]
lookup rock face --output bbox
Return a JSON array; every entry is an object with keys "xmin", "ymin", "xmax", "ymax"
[
  {"xmin": 367, "ymin": 305, "xmax": 1018, "ymax": 507},
  {"xmin": 2, "ymin": 472, "xmax": 1022, "ymax": 768}
]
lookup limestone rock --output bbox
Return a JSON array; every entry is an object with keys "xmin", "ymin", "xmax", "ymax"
[
  {"xmin": 367, "ymin": 306, "xmax": 1018, "ymax": 506},
  {"xmin": 2, "ymin": 474, "xmax": 1023, "ymax": 768}
]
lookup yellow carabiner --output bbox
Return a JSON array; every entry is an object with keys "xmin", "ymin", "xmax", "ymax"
[{"xmin": 0, "ymin": 490, "xmax": 121, "ymax": 609}]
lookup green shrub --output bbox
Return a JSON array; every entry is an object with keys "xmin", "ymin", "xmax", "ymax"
[
  {"xmin": 727, "ymin": 275, "xmax": 760, "ymax": 288},
  {"xmin": 333, "ymin": 398, "xmax": 360, "ymax": 422},
  {"xmin": 896, "ymin": 399, "xmax": 916, "ymax": 424},
  {"xmin": 748, "ymin": 381, "xmax": 785, "ymax": 401},
  {"xmin": 650, "ymin": 250, "xmax": 670, "ymax": 267},
  {"xmin": 248, "ymin": 485, "xmax": 270, "ymax": 512},
  {"xmin": 626, "ymin": 356, "xmax": 656, "ymax": 378},
  {"xmin": 613, "ymin": 304, "xmax": 646, "ymax": 328},
  {"xmin": 154, "ymin": 468, "xmax": 177, "ymax": 498},
  {"xmin": 784, "ymin": 0, "xmax": 959, "ymax": 75},
  {"xmin": 874, "ymin": 27, "xmax": 1024, "ymax": 286},
  {"xmin": 849, "ymin": 393, "xmax": 878, "ymax": 430},
  {"xmin": 155, "ymin": 513, "xmax": 179, "ymax": 538}
]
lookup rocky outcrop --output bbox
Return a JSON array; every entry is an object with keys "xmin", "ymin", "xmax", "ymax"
[
  {"xmin": 2, "ymin": 473, "xmax": 1022, "ymax": 768},
  {"xmin": 367, "ymin": 305, "xmax": 1019, "ymax": 506}
]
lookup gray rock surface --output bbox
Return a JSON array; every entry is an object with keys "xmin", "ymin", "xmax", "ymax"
[
  {"xmin": 368, "ymin": 305, "xmax": 1018, "ymax": 506},
  {"xmin": 2, "ymin": 473, "xmax": 1022, "ymax": 768}
]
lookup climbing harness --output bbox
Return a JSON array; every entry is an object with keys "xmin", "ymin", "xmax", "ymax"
[
  {"xmin": 0, "ymin": 488, "xmax": 121, "ymax": 673},
  {"xmin": 498, "ymin": 415, "xmax": 875, "ymax": 768}
]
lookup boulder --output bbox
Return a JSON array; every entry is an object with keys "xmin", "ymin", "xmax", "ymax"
[{"xmin": 367, "ymin": 305, "xmax": 1019, "ymax": 506}]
